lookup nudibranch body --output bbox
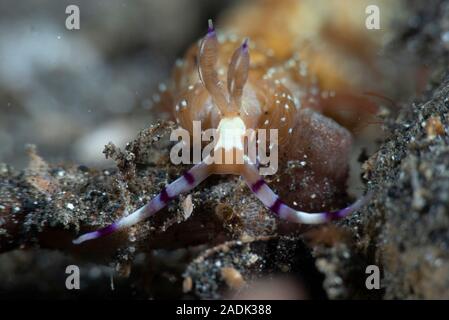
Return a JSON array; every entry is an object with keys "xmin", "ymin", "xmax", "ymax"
[{"xmin": 73, "ymin": 21, "xmax": 371, "ymax": 245}]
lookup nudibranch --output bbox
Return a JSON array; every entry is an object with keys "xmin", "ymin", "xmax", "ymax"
[{"xmin": 73, "ymin": 20, "xmax": 371, "ymax": 245}]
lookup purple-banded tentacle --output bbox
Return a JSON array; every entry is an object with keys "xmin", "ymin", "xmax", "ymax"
[
  {"xmin": 242, "ymin": 163, "xmax": 372, "ymax": 224},
  {"xmin": 198, "ymin": 19, "xmax": 229, "ymax": 116},
  {"xmin": 72, "ymin": 160, "xmax": 211, "ymax": 245}
]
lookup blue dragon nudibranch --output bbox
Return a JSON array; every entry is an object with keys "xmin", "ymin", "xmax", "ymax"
[{"xmin": 73, "ymin": 20, "xmax": 372, "ymax": 245}]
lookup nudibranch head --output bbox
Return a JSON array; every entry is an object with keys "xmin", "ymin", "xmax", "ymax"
[{"xmin": 173, "ymin": 20, "xmax": 297, "ymax": 145}]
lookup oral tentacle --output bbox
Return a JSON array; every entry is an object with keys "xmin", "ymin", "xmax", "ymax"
[
  {"xmin": 242, "ymin": 163, "xmax": 372, "ymax": 224},
  {"xmin": 73, "ymin": 160, "xmax": 211, "ymax": 245}
]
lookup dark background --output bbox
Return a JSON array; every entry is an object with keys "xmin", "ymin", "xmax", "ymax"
[
  {"xmin": 0, "ymin": 0, "xmax": 234, "ymax": 168},
  {"xmin": 0, "ymin": 0, "xmax": 235, "ymax": 299}
]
